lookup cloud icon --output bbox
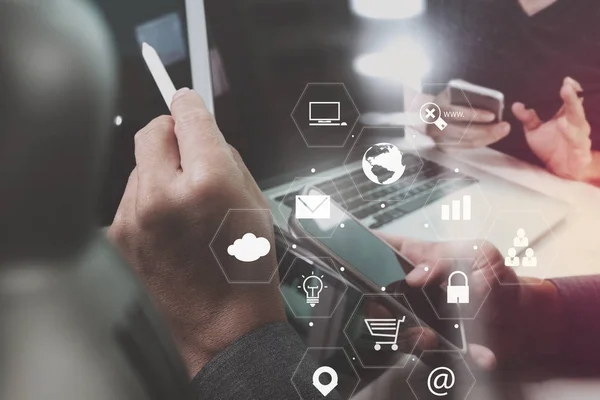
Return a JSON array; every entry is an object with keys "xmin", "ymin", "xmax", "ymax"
[{"xmin": 227, "ymin": 233, "xmax": 271, "ymax": 263}]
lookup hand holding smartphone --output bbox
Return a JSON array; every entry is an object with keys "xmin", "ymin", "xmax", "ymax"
[
  {"xmin": 448, "ymin": 79, "xmax": 505, "ymax": 123},
  {"xmin": 425, "ymin": 80, "xmax": 509, "ymax": 147},
  {"xmin": 288, "ymin": 187, "xmax": 467, "ymax": 353}
]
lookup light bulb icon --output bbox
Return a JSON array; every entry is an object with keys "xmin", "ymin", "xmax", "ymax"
[{"xmin": 299, "ymin": 272, "xmax": 328, "ymax": 307}]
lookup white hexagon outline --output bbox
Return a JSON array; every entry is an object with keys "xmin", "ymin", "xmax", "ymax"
[
  {"xmin": 342, "ymin": 126, "xmax": 425, "ymax": 203},
  {"xmin": 482, "ymin": 209, "xmax": 559, "ymax": 286},
  {"xmin": 209, "ymin": 208, "xmax": 290, "ymax": 284},
  {"xmin": 343, "ymin": 293, "xmax": 425, "ymax": 370},
  {"xmin": 407, "ymin": 83, "xmax": 476, "ymax": 147},
  {"xmin": 421, "ymin": 258, "xmax": 492, "ymax": 321},
  {"xmin": 421, "ymin": 179, "xmax": 492, "ymax": 241},
  {"xmin": 406, "ymin": 350, "xmax": 476, "ymax": 400},
  {"xmin": 279, "ymin": 256, "xmax": 349, "ymax": 319},
  {"xmin": 291, "ymin": 347, "xmax": 360, "ymax": 400},
  {"xmin": 291, "ymin": 82, "xmax": 361, "ymax": 148},
  {"xmin": 276, "ymin": 176, "xmax": 348, "ymax": 240}
]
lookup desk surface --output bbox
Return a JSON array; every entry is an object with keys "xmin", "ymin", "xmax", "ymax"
[{"xmin": 442, "ymin": 140, "xmax": 600, "ymax": 280}]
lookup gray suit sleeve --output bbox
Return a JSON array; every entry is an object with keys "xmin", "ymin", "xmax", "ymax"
[{"xmin": 191, "ymin": 322, "xmax": 342, "ymax": 400}]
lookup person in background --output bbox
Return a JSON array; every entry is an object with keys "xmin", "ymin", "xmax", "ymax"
[{"xmin": 417, "ymin": 0, "xmax": 600, "ymax": 185}]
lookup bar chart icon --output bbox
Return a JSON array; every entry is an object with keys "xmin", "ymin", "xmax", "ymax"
[{"xmin": 441, "ymin": 195, "xmax": 472, "ymax": 221}]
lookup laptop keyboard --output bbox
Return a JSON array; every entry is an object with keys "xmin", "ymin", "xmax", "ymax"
[{"xmin": 276, "ymin": 153, "xmax": 477, "ymax": 229}]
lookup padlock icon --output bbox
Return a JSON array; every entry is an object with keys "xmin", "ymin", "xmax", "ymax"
[{"xmin": 447, "ymin": 271, "xmax": 470, "ymax": 304}]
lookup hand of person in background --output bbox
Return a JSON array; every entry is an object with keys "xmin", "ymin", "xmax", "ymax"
[
  {"xmin": 426, "ymin": 87, "xmax": 511, "ymax": 148},
  {"xmin": 378, "ymin": 234, "xmax": 564, "ymax": 370},
  {"xmin": 107, "ymin": 89, "xmax": 285, "ymax": 377},
  {"xmin": 513, "ymin": 77, "xmax": 593, "ymax": 181}
]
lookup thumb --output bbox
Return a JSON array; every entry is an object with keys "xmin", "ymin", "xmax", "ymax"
[
  {"xmin": 469, "ymin": 343, "xmax": 497, "ymax": 371},
  {"xmin": 561, "ymin": 77, "xmax": 586, "ymax": 125},
  {"xmin": 512, "ymin": 102, "xmax": 542, "ymax": 131},
  {"xmin": 375, "ymin": 232, "xmax": 436, "ymax": 266}
]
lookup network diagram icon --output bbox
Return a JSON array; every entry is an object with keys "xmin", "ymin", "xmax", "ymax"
[
  {"xmin": 483, "ymin": 210, "xmax": 559, "ymax": 285},
  {"xmin": 504, "ymin": 229, "xmax": 538, "ymax": 268}
]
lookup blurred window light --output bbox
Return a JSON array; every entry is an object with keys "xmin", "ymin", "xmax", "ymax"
[
  {"xmin": 350, "ymin": 0, "xmax": 425, "ymax": 20},
  {"xmin": 353, "ymin": 37, "xmax": 431, "ymax": 89}
]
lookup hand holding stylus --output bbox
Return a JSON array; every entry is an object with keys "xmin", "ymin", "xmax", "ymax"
[{"xmin": 108, "ymin": 89, "xmax": 285, "ymax": 377}]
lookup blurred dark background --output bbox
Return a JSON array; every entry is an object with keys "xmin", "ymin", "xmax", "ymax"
[{"xmin": 95, "ymin": 0, "xmax": 431, "ymax": 225}]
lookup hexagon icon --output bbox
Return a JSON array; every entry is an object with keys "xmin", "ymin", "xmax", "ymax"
[
  {"xmin": 209, "ymin": 209, "xmax": 289, "ymax": 284},
  {"xmin": 422, "ymin": 258, "xmax": 492, "ymax": 320},
  {"xmin": 407, "ymin": 351, "xmax": 475, "ymax": 400},
  {"xmin": 343, "ymin": 127, "xmax": 425, "ymax": 204},
  {"xmin": 422, "ymin": 179, "xmax": 492, "ymax": 241},
  {"xmin": 406, "ymin": 83, "xmax": 477, "ymax": 146},
  {"xmin": 344, "ymin": 293, "xmax": 424, "ymax": 369},
  {"xmin": 291, "ymin": 83, "xmax": 360, "ymax": 148},
  {"xmin": 291, "ymin": 347, "xmax": 360, "ymax": 400},
  {"xmin": 484, "ymin": 210, "xmax": 559, "ymax": 285},
  {"xmin": 280, "ymin": 257, "xmax": 348, "ymax": 319},
  {"xmin": 277, "ymin": 177, "xmax": 347, "ymax": 239}
]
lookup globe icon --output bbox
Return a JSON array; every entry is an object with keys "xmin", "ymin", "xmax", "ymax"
[{"xmin": 362, "ymin": 143, "xmax": 406, "ymax": 185}]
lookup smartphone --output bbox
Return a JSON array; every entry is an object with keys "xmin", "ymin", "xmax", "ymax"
[
  {"xmin": 288, "ymin": 187, "xmax": 467, "ymax": 352},
  {"xmin": 449, "ymin": 79, "xmax": 504, "ymax": 122}
]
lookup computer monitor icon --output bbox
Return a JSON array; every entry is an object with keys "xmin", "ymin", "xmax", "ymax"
[{"xmin": 309, "ymin": 102, "xmax": 347, "ymax": 126}]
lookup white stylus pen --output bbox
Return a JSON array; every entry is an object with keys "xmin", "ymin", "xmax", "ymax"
[{"xmin": 142, "ymin": 42, "xmax": 177, "ymax": 111}]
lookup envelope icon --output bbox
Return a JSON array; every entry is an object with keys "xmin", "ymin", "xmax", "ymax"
[{"xmin": 295, "ymin": 195, "xmax": 331, "ymax": 220}]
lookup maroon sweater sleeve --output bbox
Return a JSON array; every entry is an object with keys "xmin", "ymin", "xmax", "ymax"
[{"xmin": 551, "ymin": 276, "xmax": 600, "ymax": 369}]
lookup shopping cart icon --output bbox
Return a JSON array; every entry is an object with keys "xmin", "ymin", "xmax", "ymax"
[{"xmin": 364, "ymin": 317, "xmax": 406, "ymax": 351}]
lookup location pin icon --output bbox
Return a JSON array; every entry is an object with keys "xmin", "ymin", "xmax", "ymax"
[{"xmin": 312, "ymin": 366, "xmax": 339, "ymax": 397}]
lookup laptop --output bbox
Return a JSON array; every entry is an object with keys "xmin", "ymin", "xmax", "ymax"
[
  {"xmin": 97, "ymin": 0, "xmax": 567, "ymax": 269},
  {"xmin": 309, "ymin": 102, "xmax": 348, "ymax": 126}
]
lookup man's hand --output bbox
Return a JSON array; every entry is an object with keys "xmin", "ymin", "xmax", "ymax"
[
  {"xmin": 379, "ymin": 234, "xmax": 564, "ymax": 370},
  {"xmin": 427, "ymin": 87, "xmax": 511, "ymax": 148},
  {"xmin": 513, "ymin": 77, "xmax": 593, "ymax": 181},
  {"xmin": 108, "ymin": 89, "xmax": 285, "ymax": 376}
]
